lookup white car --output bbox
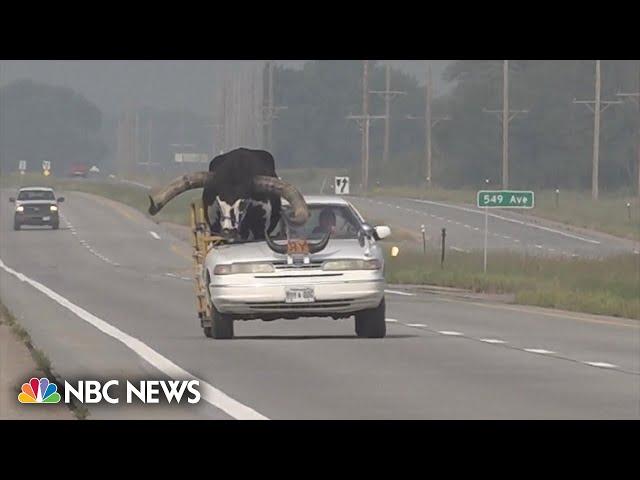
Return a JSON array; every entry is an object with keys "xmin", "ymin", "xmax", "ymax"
[{"xmin": 201, "ymin": 195, "xmax": 391, "ymax": 339}]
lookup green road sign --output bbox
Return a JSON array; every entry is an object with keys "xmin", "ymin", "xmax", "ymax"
[{"xmin": 477, "ymin": 190, "xmax": 534, "ymax": 208}]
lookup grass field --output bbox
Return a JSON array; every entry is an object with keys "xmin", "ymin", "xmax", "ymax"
[
  {"xmin": 370, "ymin": 185, "xmax": 640, "ymax": 240},
  {"xmin": 384, "ymin": 247, "xmax": 640, "ymax": 319}
]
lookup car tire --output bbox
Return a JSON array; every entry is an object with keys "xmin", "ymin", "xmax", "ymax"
[
  {"xmin": 203, "ymin": 297, "xmax": 234, "ymax": 339},
  {"xmin": 13, "ymin": 221, "xmax": 20, "ymax": 231},
  {"xmin": 355, "ymin": 297, "xmax": 386, "ymax": 338},
  {"xmin": 52, "ymin": 222, "xmax": 59, "ymax": 230}
]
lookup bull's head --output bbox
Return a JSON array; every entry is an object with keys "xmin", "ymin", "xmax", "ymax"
[{"xmin": 147, "ymin": 172, "xmax": 318, "ymax": 244}]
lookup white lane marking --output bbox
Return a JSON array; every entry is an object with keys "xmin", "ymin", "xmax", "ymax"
[
  {"xmin": 180, "ymin": 277, "xmax": 191, "ymax": 281},
  {"xmin": 0, "ymin": 258, "xmax": 268, "ymax": 420},
  {"xmin": 439, "ymin": 331, "xmax": 463, "ymax": 336},
  {"xmin": 502, "ymin": 235, "xmax": 511, "ymax": 239},
  {"xmin": 535, "ymin": 245, "xmax": 543, "ymax": 249},
  {"xmin": 479, "ymin": 338, "xmax": 506, "ymax": 344},
  {"xmin": 385, "ymin": 318, "xmax": 399, "ymax": 323},
  {"xmin": 119, "ymin": 179, "xmax": 152, "ymax": 190},
  {"xmin": 165, "ymin": 273, "xmax": 179, "ymax": 278},
  {"xmin": 583, "ymin": 361, "xmax": 618, "ymax": 369},
  {"xmin": 473, "ymin": 227, "xmax": 480, "ymax": 231},
  {"xmin": 408, "ymin": 198, "xmax": 601, "ymax": 244},
  {"xmin": 385, "ymin": 289, "xmax": 415, "ymax": 296},
  {"xmin": 149, "ymin": 231, "xmax": 161, "ymax": 240},
  {"xmin": 450, "ymin": 246, "xmax": 470, "ymax": 253},
  {"xmin": 407, "ymin": 323, "xmax": 427, "ymax": 327},
  {"xmin": 523, "ymin": 348, "xmax": 555, "ymax": 355},
  {"xmin": 513, "ymin": 239, "xmax": 520, "ymax": 243}
]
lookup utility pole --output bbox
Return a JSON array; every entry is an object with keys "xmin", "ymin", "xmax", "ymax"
[
  {"xmin": 483, "ymin": 60, "xmax": 528, "ymax": 190},
  {"xmin": 616, "ymin": 85, "xmax": 640, "ymax": 196},
  {"xmin": 574, "ymin": 60, "xmax": 623, "ymax": 200},
  {"xmin": 407, "ymin": 64, "xmax": 449, "ymax": 187},
  {"xmin": 370, "ymin": 63, "xmax": 406, "ymax": 165},
  {"xmin": 347, "ymin": 60, "xmax": 385, "ymax": 194},
  {"xmin": 262, "ymin": 61, "xmax": 287, "ymax": 153}
]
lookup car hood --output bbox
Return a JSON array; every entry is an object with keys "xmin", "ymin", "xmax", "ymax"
[
  {"xmin": 15, "ymin": 200, "xmax": 56, "ymax": 206},
  {"xmin": 210, "ymin": 238, "xmax": 382, "ymax": 264}
]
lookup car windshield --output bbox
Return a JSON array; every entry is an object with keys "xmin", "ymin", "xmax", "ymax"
[
  {"xmin": 17, "ymin": 190, "xmax": 55, "ymax": 201},
  {"xmin": 269, "ymin": 204, "xmax": 363, "ymax": 241}
]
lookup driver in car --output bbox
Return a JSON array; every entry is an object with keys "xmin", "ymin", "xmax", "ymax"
[{"xmin": 312, "ymin": 208, "xmax": 337, "ymax": 235}]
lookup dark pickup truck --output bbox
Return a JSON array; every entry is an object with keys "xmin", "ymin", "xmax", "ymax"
[{"xmin": 10, "ymin": 187, "xmax": 64, "ymax": 230}]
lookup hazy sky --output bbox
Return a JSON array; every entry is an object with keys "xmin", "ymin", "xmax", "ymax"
[{"xmin": 0, "ymin": 60, "xmax": 453, "ymax": 117}]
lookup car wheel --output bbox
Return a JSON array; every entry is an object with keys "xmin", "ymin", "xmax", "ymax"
[
  {"xmin": 13, "ymin": 221, "xmax": 21, "ymax": 231},
  {"xmin": 52, "ymin": 222, "xmax": 59, "ymax": 230},
  {"xmin": 207, "ymin": 304, "xmax": 234, "ymax": 339},
  {"xmin": 355, "ymin": 297, "xmax": 386, "ymax": 338}
]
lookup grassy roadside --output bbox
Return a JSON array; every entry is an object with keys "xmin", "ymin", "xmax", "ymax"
[
  {"xmin": 370, "ymin": 185, "xmax": 640, "ymax": 241},
  {"xmin": 0, "ymin": 301, "xmax": 88, "ymax": 419},
  {"xmin": 384, "ymin": 248, "xmax": 640, "ymax": 319}
]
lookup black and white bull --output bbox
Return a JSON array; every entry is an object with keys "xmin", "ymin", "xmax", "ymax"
[{"xmin": 147, "ymin": 148, "xmax": 329, "ymax": 253}]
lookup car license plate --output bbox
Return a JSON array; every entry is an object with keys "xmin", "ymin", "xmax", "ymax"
[
  {"xmin": 42, "ymin": 216, "xmax": 50, "ymax": 221},
  {"xmin": 285, "ymin": 287, "xmax": 315, "ymax": 303}
]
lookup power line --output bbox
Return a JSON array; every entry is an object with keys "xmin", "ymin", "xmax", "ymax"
[
  {"xmin": 370, "ymin": 63, "xmax": 406, "ymax": 165},
  {"xmin": 262, "ymin": 61, "xmax": 287, "ymax": 153},
  {"xmin": 483, "ymin": 60, "xmax": 528, "ymax": 190},
  {"xmin": 573, "ymin": 60, "xmax": 623, "ymax": 200},
  {"xmin": 406, "ymin": 63, "xmax": 450, "ymax": 187},
  {"xmin": 347, "ymin": 60, "xmax": 386, "ymax": 194},
  {"xmin": 616, "ymin": 69, "xmax": 640, "ymax": 197}
]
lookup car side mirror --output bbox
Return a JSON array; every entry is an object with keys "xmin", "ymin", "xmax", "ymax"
[
  {"xmin": 57, "ymin": 197, "xmax": 65, "ymax": 203},
  {"xmin": 374, "ymin": 225, "xmax": 391, "ymax": 240},
  {"xmin": 360, "ymin": 223, "xmax": 381, "ymax": 241},
  {"xmin": 9, "ymin": 197, "xmax": 15, "ymax": 203}
]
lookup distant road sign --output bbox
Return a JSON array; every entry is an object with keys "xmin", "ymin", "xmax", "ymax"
[
  {"xmin": 18, "ymin": 160, "xmax": 26, "ymax": 171},
  {"xmin": 477, "ymin": 190, "xmax": 534, "ymax": 209},
  {"xmin": 42, "ymin": 160, "xmax": 51, "ymax": 171},
  {"xmin": 174, "ymin": 153, "xmax": 209, "ymax": 163},
  {"xmin": 335, "ymin": 176, "xmax": 350, "ymax": 195}
]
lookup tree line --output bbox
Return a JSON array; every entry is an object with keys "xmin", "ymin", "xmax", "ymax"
[{"xmin": 272, "ymin": 60, "xmax": 640, "ymax": 192}]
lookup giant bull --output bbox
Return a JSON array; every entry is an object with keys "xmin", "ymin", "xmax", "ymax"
[{"xmin": 147, "ymin": 148, "xmax": 329, "ymax": 253}]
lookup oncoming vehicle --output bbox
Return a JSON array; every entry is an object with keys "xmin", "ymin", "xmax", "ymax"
[
  {"xmin": 200, "ymin": 195, "xmax": 391, "ymax": 339},
  {"xmin": 10, "ymin": 187, "xmax": 64, "ymax": 230}
]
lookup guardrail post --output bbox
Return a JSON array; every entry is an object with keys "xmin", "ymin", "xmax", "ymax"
[{"xmin": 421, "ymin": 224, "xmax": 426, "ymax": 255}]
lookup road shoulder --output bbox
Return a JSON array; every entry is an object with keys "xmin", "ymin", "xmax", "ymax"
[{"xmin": 0, "ymin": 306, "xmax": 75, "ymax": 419}]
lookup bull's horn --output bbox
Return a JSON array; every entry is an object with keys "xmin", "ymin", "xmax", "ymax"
[
  {"xmin": 308, "ymin": 231, "xmax": 331, "ymax": 254},
  {"xmin": 148, "ymin": 171, "xmax": 212, "ymax": 215},
  {"xmin": 253, "ymin": 175, "xmax": 310, "ymax": 226},
  {"xmin": 264, "ymin": 229, "xmax": 288, "ymax": 254}
]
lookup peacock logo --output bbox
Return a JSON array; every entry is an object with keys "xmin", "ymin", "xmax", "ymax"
[{"xmin": 18, "ymin": 377, "xmax": 61, "ymax": 404}]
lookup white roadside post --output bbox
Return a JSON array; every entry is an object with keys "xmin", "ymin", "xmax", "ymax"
[{"xmin": 483, "ymin": 206, "xmax": 489, "ymax": 273}]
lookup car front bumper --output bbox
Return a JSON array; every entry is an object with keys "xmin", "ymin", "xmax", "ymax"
[
  {"xmin": 15, "ymin": 212, "xmax": 59, "ymax": 225},
  {"xmin": 209, "ymin": 273, "xmax": 385, "ymax": 318}
]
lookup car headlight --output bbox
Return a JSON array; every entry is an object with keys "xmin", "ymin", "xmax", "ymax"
[
  {"xmin": 214, "ymin": 262, "xmax": 275, "ymax": 275},
  {"xmin": 322, "ymin": 259, "xmax": 382, "ymax": 271},
  {"xmin": 15, "ymin": 205, "xmax": 24, "ymax": 212},
  {"xmin": 50, "ymin": 205, "xmax": 58, "ymax": 211}
]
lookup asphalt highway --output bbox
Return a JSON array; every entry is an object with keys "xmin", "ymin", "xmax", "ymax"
[{"xmin": 1, "ymin": 188, "xmax": 638, "ymax": 419}]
